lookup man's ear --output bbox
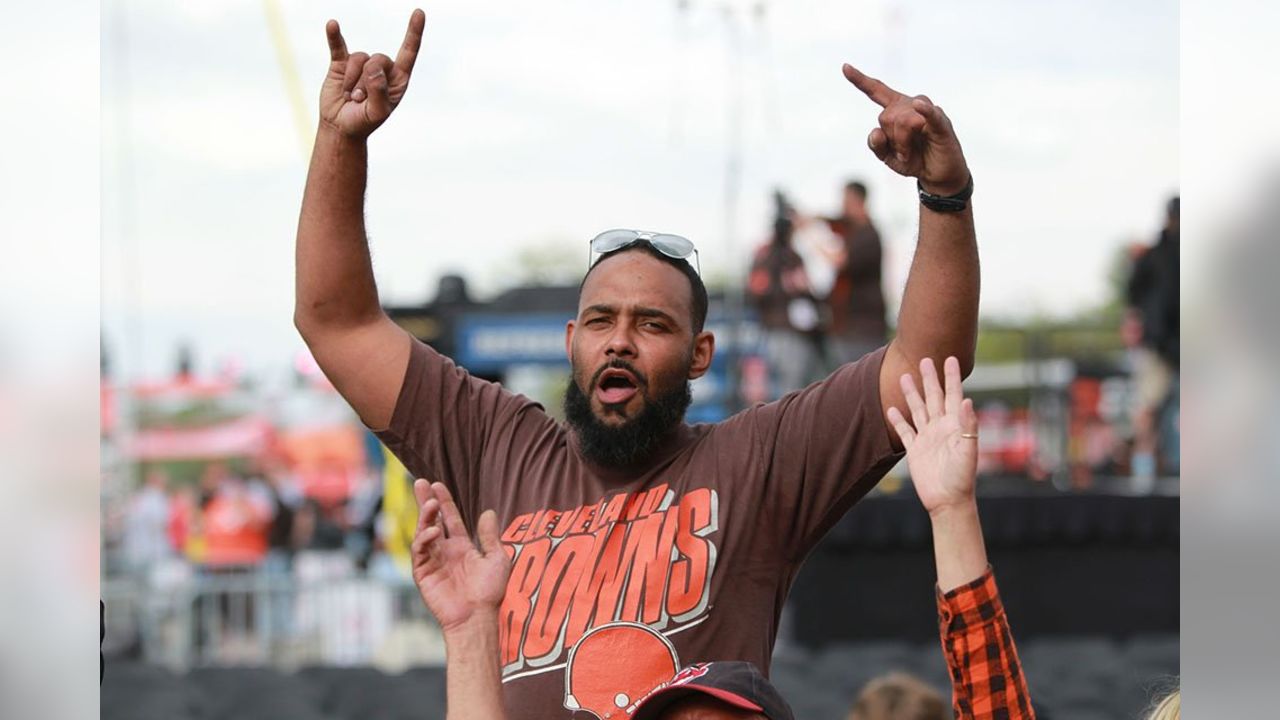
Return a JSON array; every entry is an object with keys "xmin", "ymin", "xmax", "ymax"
[
  {"xmin": 565, "ymin": 320, "xmax": 576, "ymax": 363},
  {"xmin": 688, "ymin": 331, "xmax": 716, "ymax": 380}
]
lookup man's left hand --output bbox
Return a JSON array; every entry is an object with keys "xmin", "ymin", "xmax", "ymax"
[{"xmin": 842, "ymin": 64, "xmax": 970, "ymax": 196}]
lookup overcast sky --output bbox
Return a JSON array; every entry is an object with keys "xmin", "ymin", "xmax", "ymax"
[{"xmin": 100, "ymin": 0, "xmax": 1178, "ymax": 382}]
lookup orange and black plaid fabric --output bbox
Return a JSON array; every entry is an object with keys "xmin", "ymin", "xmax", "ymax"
[{"xmin": 936, "ymin": 568, "xmax": 1035, "ymax": 720}]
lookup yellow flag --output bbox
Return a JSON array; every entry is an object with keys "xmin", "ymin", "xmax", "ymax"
[{"xmin": 381, "ymin": 446, "xmax": 419, "ymax": 575}]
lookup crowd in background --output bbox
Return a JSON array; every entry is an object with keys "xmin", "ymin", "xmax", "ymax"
[
  {"xmin": 110, "ymin": 459, "xmax": 387, "ymax": 584},
  {"xmin": 748, "ymin": 181, "xmax": 1180, "ymax": 486}
]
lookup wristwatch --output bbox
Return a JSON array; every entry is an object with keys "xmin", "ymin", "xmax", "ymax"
[{"xmin": 917, "ymin": 175, "xmax": 974, "ymax": 213}]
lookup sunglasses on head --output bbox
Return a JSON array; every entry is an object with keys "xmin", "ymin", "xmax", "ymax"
[{"xmin": 588, "ymin": 229, "xmax": 700, "ymax": 275}]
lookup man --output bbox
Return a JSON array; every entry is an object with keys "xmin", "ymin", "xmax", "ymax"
[
  {"xmin": 821, "ymin": 180, "xmax": 889, "ymax": 366},
  {"xmin": 120, "ymin": 469, "xmax": 173, "ymax": 576},
  {"xmin": 295, "ymin": 9, "xmax": 978, "ymax": 716},
  {"xmin": 410, "ymin": 357, "xmax": 1035, "ymax": 720}
]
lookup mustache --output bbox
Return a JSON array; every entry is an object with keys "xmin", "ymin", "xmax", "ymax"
[{"xmin": 589, "ymin": 359, "xmax": 649, "ymax": 391}]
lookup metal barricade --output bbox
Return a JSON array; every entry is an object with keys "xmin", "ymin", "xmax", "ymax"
[{"xmin": 102, "ymin": 553, "xmax": 446, "ymax": 672}]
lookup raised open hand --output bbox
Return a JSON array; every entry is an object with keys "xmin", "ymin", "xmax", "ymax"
[
  {"xmin": 411, "ymin": 480, "xmax": 510, "ymax": 633},
  {"xmin": 886, "ymin": 356, "xmax": 980, "ymax": 516},
  {"xmin": 842, "ymin": 64, "xmax": 969, "ymax": 195},
  {"xmin": 319, "ymin": 9, "xmax": 425, "ymax": 139}
]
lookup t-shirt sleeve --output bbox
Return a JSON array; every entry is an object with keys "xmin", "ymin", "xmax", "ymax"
[
  {"xmin": 372, "ymin": 338, "xmax": 547, "ymax": 519},
  {"xmin": 730, "ymin": 344, "xmax": 903, "ymax": 562}
]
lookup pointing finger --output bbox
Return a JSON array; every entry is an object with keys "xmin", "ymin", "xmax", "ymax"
[
  {"xmin": 842, "ymin": 63, "xmax": 903, "ymax": 108},
  {"xmin": 326, "ymin": 19, "xmax": 348, "ymax": 62},
  {"xmin": 394, "ymin": 9, "xmax": 426, "ymax": 78}
]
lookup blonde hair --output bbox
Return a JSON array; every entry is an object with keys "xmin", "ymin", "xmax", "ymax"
[
  {"xmin": 847, "ymin": 672, "xmax": 948, "ymax": 720},
  {"xmin": 1146, "ymin": 688, "xmax": 1179, "ymax": 720}
]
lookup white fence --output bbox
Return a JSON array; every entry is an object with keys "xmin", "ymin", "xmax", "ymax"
[{"xmin": 102, "ymin": 552, "xmax": 446, "ymax": 672}]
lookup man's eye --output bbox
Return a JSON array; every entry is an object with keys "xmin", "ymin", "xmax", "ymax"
[
  {"xmin": 586, "ymin": 317, "xmax": 609, "ymax": 327},
  {"xmin": 642, "ymin": 321, "xmax": 667, "ymax": 331}
]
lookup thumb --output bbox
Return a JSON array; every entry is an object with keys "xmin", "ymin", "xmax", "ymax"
[{"xmin": 476, "ymin": 509, "xmax": 502, "ymax": 556}]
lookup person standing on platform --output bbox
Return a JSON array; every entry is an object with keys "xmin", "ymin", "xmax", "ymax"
[
  {"xmin": 747, "ymin": 191, "xmax": 825, "ymax": 398},
  {"xmin": 820, "ymin": 180, "xmax": 890, "ymax": 366}
]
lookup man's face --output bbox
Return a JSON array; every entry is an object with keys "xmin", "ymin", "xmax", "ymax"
[{"xmin": 563, "ymin": 251, "xmax": 715, "ymax": 466}]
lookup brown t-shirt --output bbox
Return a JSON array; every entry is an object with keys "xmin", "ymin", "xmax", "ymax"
[
  {"xmin": 375, "ymin": 340, "xmax": 902, "ymax": 719},
  {"xmin": 825, "ymin": 216, "xmax": 888, "ymax": 342}
]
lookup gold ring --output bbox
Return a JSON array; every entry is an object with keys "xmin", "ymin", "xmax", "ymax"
[{"xmin": 959, "ymin": 433, "xmax": 978, "ymax": 439}]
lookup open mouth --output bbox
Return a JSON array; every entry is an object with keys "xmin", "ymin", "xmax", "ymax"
[{"xmin": 596, "ymin": 369, "xmax": 640, "ymax": 405}]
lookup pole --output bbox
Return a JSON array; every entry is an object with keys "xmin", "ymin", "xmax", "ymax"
[{"xmin": 722, "ymin": 3, "xmax": 747, "ymax": 412}]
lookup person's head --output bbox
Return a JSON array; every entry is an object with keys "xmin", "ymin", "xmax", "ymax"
[
  {"xmin": 1146, "ymin": 688, "xmax": 1179, "ymax": 720},
  {"xmin": 200, "ymin": 462, "xmax": 230, "ymax": 491},
  {"xmin": 772, "ymin": 214, "xmax": 794, "ymax": 248},
  {"xmin": 632, "ymin": 662, "xmax": 792, "ymax": 720},
  {"xmin": 565, "ymin": 241, "xmax": 715, "ymax": 468},
  {"xmin": 657, "ymin": 696, "xmax": 768, "ymax": 720},
  {"xmin": 1164, "ymin": 195, "xmax": 1180, "ymax": 236},
  {"xmin": 847, "ymin": 673, "xmax": 948, "ymax": 720},
  {"xmin": 843, "ymin": 180, "xmax": 870, "ymax": 223}
]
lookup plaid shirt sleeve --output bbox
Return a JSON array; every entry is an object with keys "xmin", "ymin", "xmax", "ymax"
[{"xmin": 937, "ymin": 567, "xmax": 1035, "ymax": 720}]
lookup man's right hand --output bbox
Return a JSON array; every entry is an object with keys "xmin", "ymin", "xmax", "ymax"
[{"xmin": 320, "ymin": 9, "xmax": 425, "ymax": 139}]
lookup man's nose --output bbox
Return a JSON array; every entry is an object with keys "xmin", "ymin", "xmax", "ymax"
[{"xmin": 604, "ymin": 325, "xmax": 637, "ymax": 358}]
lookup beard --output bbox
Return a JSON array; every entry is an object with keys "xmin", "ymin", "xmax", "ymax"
[{"xmin": 563, "ymin": 359, "xmax": 693, "ymax": 470}]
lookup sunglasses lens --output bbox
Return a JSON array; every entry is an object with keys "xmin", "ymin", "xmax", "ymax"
[
  {"xmin": 651, "ymin": 234, "xmax": 695, "ymax": 259},
  {"xmin": 590, "ymin": 230, "xmax": 638, "ymax": 254}
]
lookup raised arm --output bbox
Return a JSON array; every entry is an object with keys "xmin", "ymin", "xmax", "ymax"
[
  {"xmin": 887, "ymin": 356, "xmax": 1035, "ymax": 720},
  {"xmin": 412, "ymin": 480, "xmax": 510, "ymax": 720},
  {"xmin": 294, "ymin": 10, "xmax": 425, "ymax": 430},
  {"xmin": 841, "ymin": 64, "xmax": 980, "ymax": 451}
]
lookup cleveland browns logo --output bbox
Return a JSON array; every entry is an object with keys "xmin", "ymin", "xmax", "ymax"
[
  {"xmin": 563, "ymin": 622, "xmax": 680, "ymax": 718},
  {"xmin": 497, "ymin": 485, "xmax": 720, "ymax": 682}
]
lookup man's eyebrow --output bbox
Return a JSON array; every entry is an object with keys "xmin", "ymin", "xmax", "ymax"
[
  {"xmin": 633, "ymin": 306, "xmax": 680, "ymax": 325},
  {"xmin": 581, "ymin": 304, "xmax": 682, "ymax": 327}
]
